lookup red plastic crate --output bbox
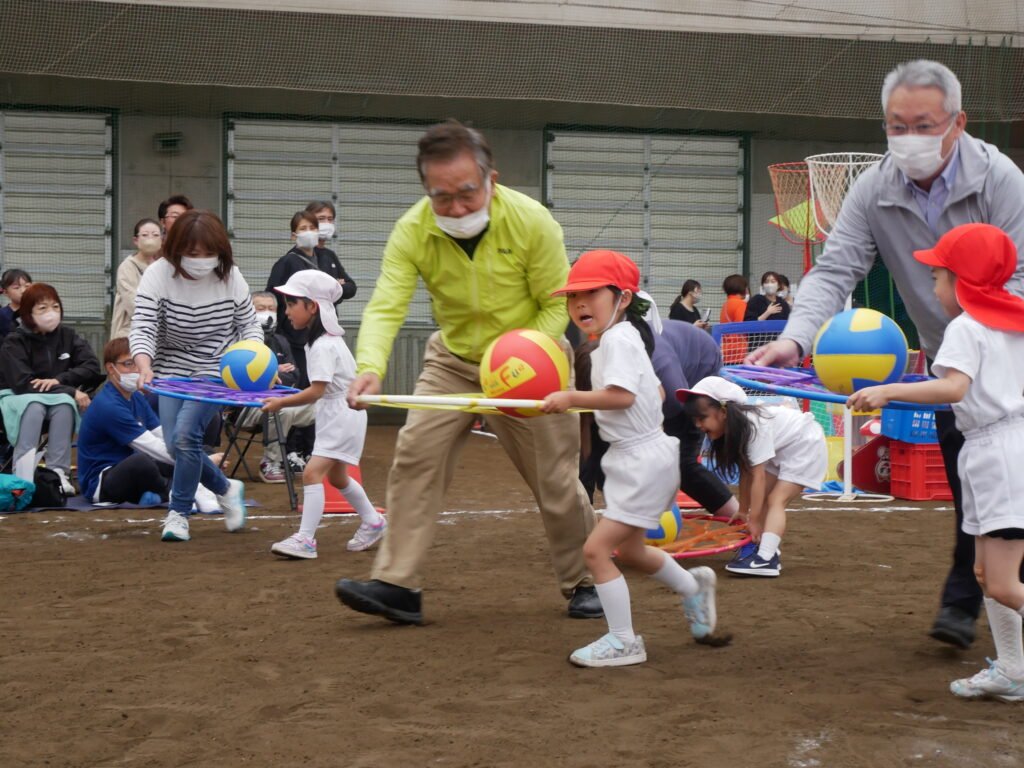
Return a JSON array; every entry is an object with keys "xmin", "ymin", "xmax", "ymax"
[{"xmin": 889, "ymin": 441, "xmax": 952, "ymax": 501}]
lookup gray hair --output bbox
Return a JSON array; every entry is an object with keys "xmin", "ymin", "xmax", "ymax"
[
  {"xmin": 882, "ymin": 60, "xmax": 962, "ymax": 115},
  {"xmin": 251, "ymin": 290, "xmax": 277, "ymax": 303}
]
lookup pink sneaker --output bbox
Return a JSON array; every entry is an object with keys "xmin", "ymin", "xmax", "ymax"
[
  {"xmin": 347, "ymin": 517, "xmax": 387, "ymax": 552},
  {"xmin": 271, "ymin": 533, "xmax": 317, "ymax": 560}
]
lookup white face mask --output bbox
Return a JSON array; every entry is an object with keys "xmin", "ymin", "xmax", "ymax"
[
  {"xmin": 34, "ymin": 310, "xmax": 61, "ymax": 333},
  {"xmin": 318, "ymin": 221, "xmax": 335, "ymax": 240},
  {"xmin": 181, "ymin": 257, "xmax": 218, "ymax": 278},
  {"xmin": 256, "ymin": 310, "xmax": 276, "ymax": 332},
  {"xmin": 295, "ymin": 230, "xmax": 319, "ymax": 249},
  {"xmin": 137, "ymin": 236, "xmax": 161, "ymax": 257},
  {"xmin": 433, "ymin": 182, "xmax": 492, "ymax": 239},
  {"xmin": 763, "ymin": 282, "xmax": 778, "ymax": 296},
  {"xmin": 887, "ymin": 116, "xmax": 957, "ymax": 180},
  {"xmin": 119, "ymin": 373, "xmax": 140, "ymax": 393},
  {"xmin": 778, "ymin": 289, "xmax": 789, "ymax": 300}
]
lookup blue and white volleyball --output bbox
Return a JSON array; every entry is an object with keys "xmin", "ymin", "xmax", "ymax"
[
  {"xmin": 645, "ymin": 503, "xmax": 683, "ymax": 546},
  {"xmin": 812, "ymin": 308, "xmax": 908, "ymax": 395},
  {"xmin": 220, "ymin": 340, "xmax": 279, "ymax": 391}
]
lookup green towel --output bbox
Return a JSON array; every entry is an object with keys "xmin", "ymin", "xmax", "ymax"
[{"xmin": 0, "ymin": 389, "xmax": 81, "ymax": 444}]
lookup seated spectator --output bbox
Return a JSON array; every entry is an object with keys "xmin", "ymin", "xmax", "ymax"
[
  {"xmin": 0, "ymin": 283, "xmax": 103, "ymax": 491},
  {"xmin": 719, "ymin": 274, "xmax": 749, "ymax": 364},
  {"xmin": 77, "ymin": 337, "xmax": 224, "ymax": 506},
  {"xmin": 245, "ymin": 291, "xmax": 315, "ymax": 483},
  {"xmin": 745, "ymin": 270, "xmax": 791, "ymax": 322},
  {"xmin": 111, "ymin": 219, "xmax": 162, "ymax": 339},
  {"xmin": 0, "ymin": 269, "xmax": 31, "ymax": 340},
  {"xmin": 668, "ymin": 279, "xmax": 710, "ymax": 329},
  {"xmin": 778, "ymin": 274, "xmax": 794, "ymax": 306}
]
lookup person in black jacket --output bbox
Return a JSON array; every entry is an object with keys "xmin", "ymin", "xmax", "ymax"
[
  {"xmin": 266, "ymin": 210, "xmax": 356, "ymax": 387},
  {"xmin": 1, "ymin": 283, "xmax": 103, "ymax": 490},
  {"xmin": 744, "ymin": 270, "xmax": 791, "ymax": 322}
]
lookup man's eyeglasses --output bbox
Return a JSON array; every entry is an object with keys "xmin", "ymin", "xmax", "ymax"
[
  {"xmin": 883, "ymin": 111, "xmax": 958, "ymax": 136},
  {"xmin": 113, "ymin": 358, "xmax": 137, "ymax": 370}
]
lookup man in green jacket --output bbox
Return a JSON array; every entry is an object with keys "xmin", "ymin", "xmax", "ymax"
[{"xmin": 336, "ymin": 120, "xmax": 601, "ymax": 625}]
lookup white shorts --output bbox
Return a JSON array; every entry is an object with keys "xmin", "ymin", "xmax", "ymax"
[
  {"xmin": 765, "ymin": 414, "xmax": 827, "ymax": 491},
  {"xmin": 600, "ymin": 432, "xmax": 681, "ymax": 529},
  {"xmin": 960, "ymin": 417, "xmax": 1024, "ymax": 536},
  {"xmin": 311, "ymin": 396, "xmax": 367, "ymax": 465}
]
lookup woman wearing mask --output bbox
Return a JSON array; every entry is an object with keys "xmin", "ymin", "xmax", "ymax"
[
  {"xmin": 267, "ymin": 210, "xmax": 356, "ymax": 388},
  {"xmin": 778, "ymin": 274, "xmax": 794, "ymax": 306},
  {"xmin": 668, "ymin": 279, "xmax": 710, "ymax": 329},
  {"xmin": 1, "ymin": 283, "xmax": 104, "ymax": 490},
  {"xmin": 131, "ymin": 210, "xmax": 259, "ymax": 542},
  {"xmin": 744, "ymin": 271, "xmax": 791, "ymax": 322},
  {"xmin": 111, "ymin": 219, "xmax": 162, "ymax": 339}
]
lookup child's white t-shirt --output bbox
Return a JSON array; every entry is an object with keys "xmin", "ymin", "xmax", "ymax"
[
  {"xmin": 591, "ymin": 322, "xmax": 664, "ymax": 443},
  {"xmin": 931, "ymin": 313, "xmax": 1024, "ymax": 433},
  {"xmin": 306, "ymin": 332, "xmax": 356, "ymax": 397},
  {"xmin": 745, "ymin": 405, "xmax": 815, "ymax": 466}
]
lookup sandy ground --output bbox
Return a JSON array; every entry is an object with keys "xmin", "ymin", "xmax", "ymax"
[{"xmin": 2, "ymin": 426, "xmax": 1022, "ymax": 768}]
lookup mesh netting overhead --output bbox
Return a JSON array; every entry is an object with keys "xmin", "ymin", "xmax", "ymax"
[{"xmin": 2, "ymin": 1, "xmax": 1023, "ymax": 121}]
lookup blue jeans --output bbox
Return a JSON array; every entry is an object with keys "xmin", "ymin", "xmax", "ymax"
[{"xmin": 158, "ymin": 396, "xmax": 229, "ymax": 515}]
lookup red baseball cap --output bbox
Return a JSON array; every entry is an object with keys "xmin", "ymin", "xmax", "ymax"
[
  {"xmin": 552, "ymin": 250, "xmax": 640, "ymax": 296},
  {"xmin": 913, "ymin": 223, "xmax": 1024, "ymax": 332}
]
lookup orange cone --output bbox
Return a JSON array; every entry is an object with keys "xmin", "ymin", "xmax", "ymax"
[{"xmin": 318, "ymin": 465, "xmax": 386, "ymax": 516}]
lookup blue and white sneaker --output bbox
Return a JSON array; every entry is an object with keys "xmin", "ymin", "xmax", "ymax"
[
  {"xmin": 217, "ymin": 479, "xmax": 247, "ymax": 532},
  {"xmin": 950, "ymin": 659, "xmax": 1024, "ymax": 702},
  {"xmin": 725, "ymin": 549, "xmax": 781, "ymax": 577},
  {"xmin": 271, "ymin": 533, "xmax": 317, "ymax": 560},
  {"xmin": 731, "ymin": 541, "xmax": 757, "ymax": 562},
  {"xmin": 569, "ymin": 633, "xmax": 647, "ymax": 668},
  {"xmin": 682, "ymin": 566, "xmax": 718, "ymax": 639},
  {"xmin": 161, "ymin": 511, "xmax": 190, "ymax": 542}
]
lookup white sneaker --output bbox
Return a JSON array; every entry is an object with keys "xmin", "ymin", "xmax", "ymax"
[
  {"xmin": 52, "ymin": 468, "xmax": 77, "ymax": 496},
  {"xmin": 569, "ymin": 633, "xmax": 647, "ymax": 667},
  {"xmin": 682, "ymin": 566, "xmax": 718, "ymax": 639},
  {"xmin": 161, "ymin": 511, "xmax": 190, "ymax": 542},
  {"xmin": 951, "ymin": 659, "xmax": 1024, "ymax": 702},
  {"xmin": 271, "ymin": 533, "xmax": 318, "ymax": 560},
  {"xmin": 217, "ymin": 479, "xmax": 247, "ymax": 532},
  {"xmin": 194, "ymin": 484, "xmax": 221, "ymax": 514},
  {"xmin": 347, "ymin": 516, "xmax": 387, "ymax": 552}
]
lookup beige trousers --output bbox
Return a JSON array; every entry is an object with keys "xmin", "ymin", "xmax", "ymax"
[{"xmin": 372, "ymin": 332, "xmax": 596, "ymax": 596}]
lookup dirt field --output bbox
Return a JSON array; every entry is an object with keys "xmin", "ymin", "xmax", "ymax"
[{"xmin": 2, "ymin": 425, "xmax": 1022, "ymax": 768}]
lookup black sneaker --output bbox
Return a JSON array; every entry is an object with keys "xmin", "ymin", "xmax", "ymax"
[
  {"xmin": 335, "ymin": 578, "xmax": 423, "ymax": 625},
  {"xmin": 929, "ymin": 605, "xmax": 975, "ymax": 649},
  {"xmin": 567, "ymin": 585, "xmax": 604, "ymax": 619}
]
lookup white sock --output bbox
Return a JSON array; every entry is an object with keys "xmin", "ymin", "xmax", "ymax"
[
  {"xmin": 298, "ymin": 483, "xmax": 324, "ymax": 539},
  {"xmin": 649, "ymin": 549, "xmax": 699, "ymax": 597},
  {"xmin": 985, "ymin": 596, "xmax": 1024, "ymax": 676},
  {"xmin": 758, "ymin": 532, "xmax": 782, "ymax": 560},
  {"xmin": 340, "ymin": 479, "xmax": 383, "ymax": 527},
  {"xmin": 595, "ymin": 575, "xmax": 636, "ymax": 644}
]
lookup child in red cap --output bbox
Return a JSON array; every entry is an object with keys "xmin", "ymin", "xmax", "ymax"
[
  {"xmin": 542, "ymin": 249, "xmax": 725, "ymax": 667},
  {"xmin": 848, "ymin": 223, "xmax": 1024, "ymax": 702}
]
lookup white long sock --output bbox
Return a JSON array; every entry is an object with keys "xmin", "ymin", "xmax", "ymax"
[
  {"xmin": 298, "ymin": 483, "xmax": 324, "ymax": 539},
  {"xmin": 649, "ymin": 549, "xmax": 698, "ymax": 597},
  {"xmin": 985, "ymin": 596, "xmax": 1024, "ymax": 676},
  {"xmin": 340, "ymin": 479, "xmax": 383, "ymax": 526},
  {"xmin": 595, "ymin": 575, "xmax": 636, "ymax": 643},
  {"xmin": 758, "ymin": 532, "xmax": 782, "ymax": 560}
]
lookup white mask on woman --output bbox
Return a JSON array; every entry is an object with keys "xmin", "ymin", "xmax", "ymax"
[
  {"xmin": 34, "ymin": 310, "xmax": 61, "ymax": 333},
  {"xmin": 181, "ymin": 257, "xmax": 218, "ymax": 278},
  {"xmin": 295, "ymin": 230, "xmax": 319, "ymax": 250},
  {"xmin": 763, "ymin": 281, "xmax": 778, "ymax": 296}
]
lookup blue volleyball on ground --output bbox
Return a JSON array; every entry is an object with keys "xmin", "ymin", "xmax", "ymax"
[
  {"xmin": 812, "ymin": 308, "xmax": 908, "ymax": 395},
  {"xmin": 220, "ymin": 340, "xmax": 278, "ymax": 391},
  {"xmin": 644, "ymin": 503, "xmax": 683, "ymax": 547}
]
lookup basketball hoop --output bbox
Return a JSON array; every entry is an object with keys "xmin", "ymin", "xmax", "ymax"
[
  {"xmin": 768, "ymin": 161, "xmax": 826, "ymax": 272},
  {"xmin": 805, "ymin": 153, "xmax": 884, "ymax": 237}
]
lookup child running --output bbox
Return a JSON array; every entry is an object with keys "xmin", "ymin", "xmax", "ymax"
[
  {"xmin": 262, "ymin": 270, "xmax": 386, "ymax": 559},
  {"xmin": 678, "ymin": 377, "xmax": 826, "ymax": 578},
  {"xmin": 541, "ymin": 249, "xmax": 721, "ymax": 668},
  {"xmin": 848, "ymin": 223, "xmax": 1024, "ymax": 702}
]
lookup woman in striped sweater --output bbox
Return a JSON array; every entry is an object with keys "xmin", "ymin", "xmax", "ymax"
[{"xmin": 131, "ymin": 210, "xmax": 262, "ymax": 542}]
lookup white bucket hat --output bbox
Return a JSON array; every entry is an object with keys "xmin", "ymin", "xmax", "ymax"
[
  {"xmin": 675, "ymin": 375, "xmax": 747, "ymax": 405},
  {"xmin": 274, "ymin": 269, "xmax": 344, "ymax": 337}
]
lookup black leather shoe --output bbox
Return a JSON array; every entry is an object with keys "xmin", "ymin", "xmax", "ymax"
[
  {"xmin": 335, "ymin": 578, "xmax": 423, "ymax": 625},
  {"xmin": 929, "ymin": 605, "xmax": 975, "ymax": 649},
  {"xmin": 567, "ymin": 585, "xmax": 604, "ymax": 619}
]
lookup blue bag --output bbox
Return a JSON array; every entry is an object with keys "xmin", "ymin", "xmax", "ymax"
[{"xmin": 0, "ymin": 473, "xmax": 34, "ymax": 512}]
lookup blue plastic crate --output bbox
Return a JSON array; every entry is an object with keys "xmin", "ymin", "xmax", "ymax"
[{"xmin": 880, "ymin": 408, "xmax": 938, "ymax": 443}]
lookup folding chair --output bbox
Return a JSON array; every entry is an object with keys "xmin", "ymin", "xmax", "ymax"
[{"xmin": 220, "ymin": 407, "xmax": 297, "ymax": 510}]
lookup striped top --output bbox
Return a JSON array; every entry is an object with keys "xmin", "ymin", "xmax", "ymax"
[{"xmin": 130, "ymin": 258, "xmax": 262, "ymax": 378}]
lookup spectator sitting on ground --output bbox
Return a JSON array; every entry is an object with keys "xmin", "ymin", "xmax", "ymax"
[
  {"xmin": 0, "ymin": 283, "xmax": 104, "ymax": 492},
  {"xmin": 0, "ymin": 269, "xmax": 32, "ymax": 341}
]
